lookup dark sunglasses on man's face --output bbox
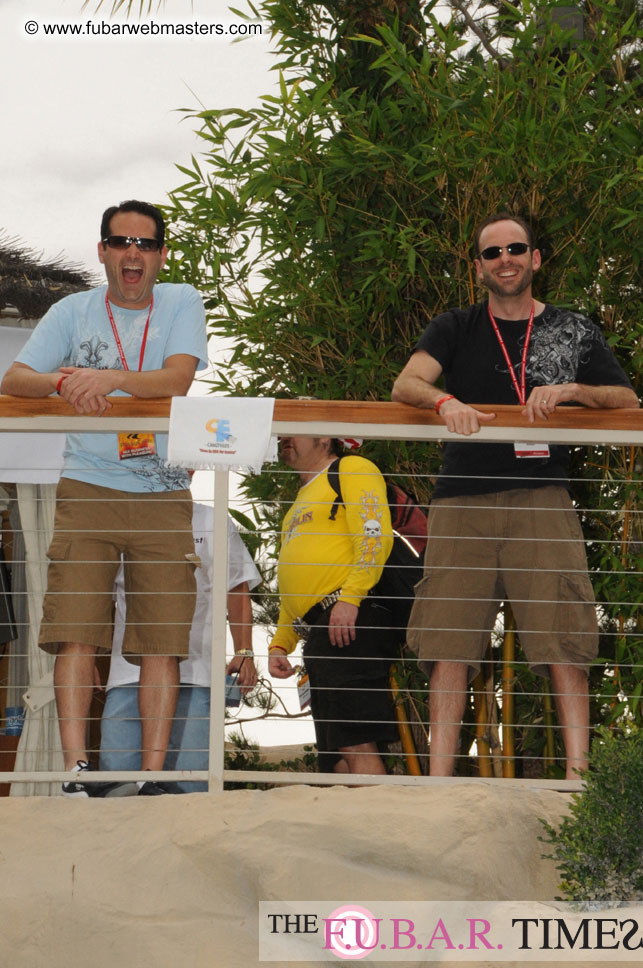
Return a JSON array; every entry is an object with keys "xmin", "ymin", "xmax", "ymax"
[
  {"xmin": 478, "ymin": 242, "xmax": 532, "ymax": 261},
  {"xmin": 102, "ymin": 235, "xmax": 161, "ymax": 253}
]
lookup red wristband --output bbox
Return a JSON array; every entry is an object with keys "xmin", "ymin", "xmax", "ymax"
[
  {"xmin": 55, "ymin": 375, "xmax": 67, "ymax": 395},
  {"xmin": 434, "ymin": 394, "xmax": 455, "ymax": 415}
]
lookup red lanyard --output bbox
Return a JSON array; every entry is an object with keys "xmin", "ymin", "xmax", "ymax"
[
  {"xmin": 487, "ymin": 301, "xmax": 535, "ymax": 406},
  {"xmin": 104, "ymin": 292, "xmax": 153, "ymax": 372}
]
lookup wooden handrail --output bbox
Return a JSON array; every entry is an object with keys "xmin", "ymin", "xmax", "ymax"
[{"xmin": 0, "ymin": 394, "xmax": 641, "ymax": 430}]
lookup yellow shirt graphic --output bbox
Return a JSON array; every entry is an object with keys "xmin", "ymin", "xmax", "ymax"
[{"xmin": 271, "ymin": 455, "xmax": 393, "ymax": 654}]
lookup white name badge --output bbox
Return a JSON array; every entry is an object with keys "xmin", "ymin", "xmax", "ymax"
[{"xmin": 514, "ymin": 441, "xmax": 550, "ymax": 459}]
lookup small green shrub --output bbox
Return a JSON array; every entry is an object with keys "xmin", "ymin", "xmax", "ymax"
[{"xmin": 541, "ymin": 727, "xmax": 643, "ymax": 907}]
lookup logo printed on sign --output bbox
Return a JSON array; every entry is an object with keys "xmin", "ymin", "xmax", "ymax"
[
  {"xmin": 205, "ymin": 418, "xmax": 232, "ymax": 443},
  {"xmin": 324, "ymin": 905, "xmax": 380, "ymax": 959}
]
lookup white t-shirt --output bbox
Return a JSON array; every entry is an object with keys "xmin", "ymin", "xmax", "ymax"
[{"xmin": 106, "ymin": 502, "xmax": 261, "ymax": 688}]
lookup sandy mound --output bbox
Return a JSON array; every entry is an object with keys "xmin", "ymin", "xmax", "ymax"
[{"xmin": 0, "ymin": 782, "xmax": 620, "ymax": 968}]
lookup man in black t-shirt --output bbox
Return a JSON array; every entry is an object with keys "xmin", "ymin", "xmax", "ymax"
[{"xmin": 392, "ymin": 213, "xmax": 638, "ymax": 779}]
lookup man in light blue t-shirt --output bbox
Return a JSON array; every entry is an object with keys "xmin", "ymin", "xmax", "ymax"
[{"xmin": 1, "ymin": 200, "xmax": 208, "ymax": 796}]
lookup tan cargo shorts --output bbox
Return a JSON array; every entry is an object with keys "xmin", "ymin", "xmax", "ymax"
[
  {"xmin": 39, "ymin": 478, "xmax": 197, "ymax": 661},
  {"xmin": 407, "ymin": 486, "xmax": 598, "ymax": 680}
]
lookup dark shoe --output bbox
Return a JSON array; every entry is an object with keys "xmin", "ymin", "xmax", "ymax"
[
  {"xmin": 137, "ymin": 780, "xmax": 178, "ymax": 796},
  {"xmin": 62, "ymin": 760, "xmax": 117, "ymax": 798}
]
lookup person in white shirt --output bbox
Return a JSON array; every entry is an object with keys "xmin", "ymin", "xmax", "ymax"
[{"xmin": 100, "ymin": 502, "xmax": 261, "ymax": 792}]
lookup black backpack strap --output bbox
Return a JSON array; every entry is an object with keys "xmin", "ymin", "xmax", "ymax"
[{"xmin": 326, "ymin": 457, "xmax": 343, "ymax": 521}]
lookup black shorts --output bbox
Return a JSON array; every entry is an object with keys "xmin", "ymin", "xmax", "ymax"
[{"xmin": 303, "ymin": 599, "xmax": 399, "ymax": 771}]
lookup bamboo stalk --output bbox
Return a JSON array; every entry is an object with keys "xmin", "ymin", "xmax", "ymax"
[
  {"xmin": 472, "ymin": 650, "xmax": 494, "ymax": 778},
  {"xmin": 390, "ymin": 667, "xmax": 422, "ymax": 777}
]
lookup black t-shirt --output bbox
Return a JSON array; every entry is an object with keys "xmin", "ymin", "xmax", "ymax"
[{"xmin": 414, "ymin": 302, "xmax": 633, "ymax": 498}]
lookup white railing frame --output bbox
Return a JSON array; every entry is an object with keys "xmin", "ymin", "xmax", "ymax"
[{"xmin": 0, "ymin": 400, "xmax": 641, "ymax": 793}]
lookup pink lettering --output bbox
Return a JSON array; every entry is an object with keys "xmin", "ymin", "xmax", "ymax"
[{"xmin": 425, "ymin": 918, "xmax": 456, "ymax": 950}]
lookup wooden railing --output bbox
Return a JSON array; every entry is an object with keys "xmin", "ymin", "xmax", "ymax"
[{"xmin": 1, "ymin": 395, "xmax": 642, "ymax": 444}]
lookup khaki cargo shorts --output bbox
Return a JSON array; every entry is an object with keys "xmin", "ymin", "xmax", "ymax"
[
  {"xmin": 39, "ymin": 478, "xmax": 197, "ymax": 661},
  {"xmin": 407, "ymin": 486, "xmax": 598, "ymax": 680}
]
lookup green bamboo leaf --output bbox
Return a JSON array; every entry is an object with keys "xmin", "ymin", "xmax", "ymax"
[
  {"xmin": 228, "ymin": 508, "xmax": 258, "ymax": 533},
  {"xmin": 613, "ymin": 212, "xmax": 637, "ymax": 229}
]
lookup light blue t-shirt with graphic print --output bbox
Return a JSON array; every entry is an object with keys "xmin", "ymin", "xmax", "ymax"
[{"xmin": 16, "ymin": 283, "xmax": 208, "ymax": 492}]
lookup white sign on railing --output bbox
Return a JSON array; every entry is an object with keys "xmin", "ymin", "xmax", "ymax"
[{"xmin": 168, "ymin": 397, "xmax": 276, "ymax": 472}]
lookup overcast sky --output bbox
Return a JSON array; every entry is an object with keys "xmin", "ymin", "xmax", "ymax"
[{"xmin": 0, "ymin": 0, "xmax": 274, "ymax": 274}]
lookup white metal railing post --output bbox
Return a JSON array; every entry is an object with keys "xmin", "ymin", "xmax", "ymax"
[{"xmin": 207, "ymin": 469, "xmax": 230, "ymax": 792}]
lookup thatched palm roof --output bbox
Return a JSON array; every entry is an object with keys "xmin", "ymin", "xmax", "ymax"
[{"xmin": 0, "ymin": 233, "xmax": 96, "ymax": 320}]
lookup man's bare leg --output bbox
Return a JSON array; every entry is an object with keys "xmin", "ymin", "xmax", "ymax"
[
  {"xmin": 138, "ymin": 654, "xmax": 180, "ymax": 771},
  {"xmin": 550, "ymin": 663, "xmax": 590, "ymax": 779},
  {"xmin": 338, "ymin": 742, "xmax": 387, "ymax": 775},
  {"xmin": 429, "ymin": 661, "xmax": 469, "ymax": 776},
  {"xmin": 54, "ymin": 642, "xmax": 97, "ymax": 769}
]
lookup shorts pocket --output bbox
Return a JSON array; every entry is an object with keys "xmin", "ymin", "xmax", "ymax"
[
  {"xmin": 407, "ymin": 575, "xmax": 432, "ymax": 651},
  {"xmin": 40, "ymin": 539, "xmax": 73, "ymax": 625},
  {"xmin": 556, "ymin": 572, "xmax": 598, "ymax": 660},
  {"xmin": 45, "ymin": 535, "xmax": 72, "ymax": 563}
]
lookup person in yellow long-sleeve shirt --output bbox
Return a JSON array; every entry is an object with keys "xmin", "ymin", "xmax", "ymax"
[{"xmin": 269, "ymin": 435, "xmax": 399, "ymax": 776}]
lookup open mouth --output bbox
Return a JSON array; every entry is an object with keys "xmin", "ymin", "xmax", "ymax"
[{"xmin": 122, "ymin": 264, "xmax": 143, "ymax": 284}]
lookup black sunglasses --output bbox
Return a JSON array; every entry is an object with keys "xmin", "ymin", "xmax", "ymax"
[
  {"xmin": 102, "ymin": 235, "xmax": 162, "ymax": 253},
  {"xmin": 478, "ymin": 242, "xmax": 532, "ymax": 261}
]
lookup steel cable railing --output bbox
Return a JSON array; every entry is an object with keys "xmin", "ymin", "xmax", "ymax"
[{"xmin": 0, "ymin": 396, "xmax": 640, "ymax": 794}]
